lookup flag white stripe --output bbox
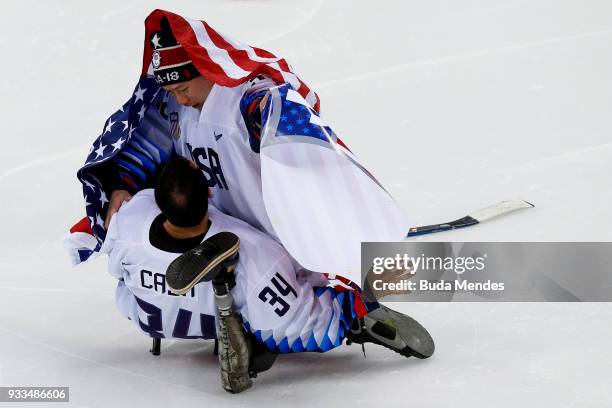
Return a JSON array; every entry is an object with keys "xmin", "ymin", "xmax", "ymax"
[
  {"xmin": 269, "ymin": 61, "xmax": 301, "ymax": 90},
  {"xmin": 215, "ymin": 30, "xmax": 280, "ymax": 64},
  {"xmin": 306, "ymin": 90, "xmax": 318, "ymax": 107},
  {"xmin": 186, "ymin": 18, "xmax": 250, "ymax": 80},
  {"xmin": 279, "ymin": 71, "xmax": 302, "ymax": 92},
  {"xmin": 268, "ymin": 61, "xmax": 283, "ymax": 72}
]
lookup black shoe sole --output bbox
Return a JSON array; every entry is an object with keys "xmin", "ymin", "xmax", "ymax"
[{"xmin": 166, "ymin": 232, "xmax": 240, "ymax": 295}]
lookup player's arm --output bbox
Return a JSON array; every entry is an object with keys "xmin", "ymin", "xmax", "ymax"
[{"xmin": 87, "ymin": 161, "xmax": 135, "ymax": 228}]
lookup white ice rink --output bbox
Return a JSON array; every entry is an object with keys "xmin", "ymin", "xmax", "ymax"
[{"xmin": 1, "ymin": 1, "xmax": 611, "ymax": 406}]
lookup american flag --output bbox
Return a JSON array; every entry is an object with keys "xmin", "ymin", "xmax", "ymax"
[
  {"xmin": 143, "ymin": 9, "xmax": 320, "ymax": 112},
  {"xmin": 65, "ymin": 10, "xmax": 322, "ymax": 265}
]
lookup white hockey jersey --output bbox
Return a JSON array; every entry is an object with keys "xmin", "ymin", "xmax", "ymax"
[{"xmin": 101, "ymin": 190, "xmax": 354, "ymax": 352}]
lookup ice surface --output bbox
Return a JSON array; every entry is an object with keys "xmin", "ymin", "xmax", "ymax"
[{"xmin": 0, "ymin": 1, "xmax": 611, "ymax": 406}]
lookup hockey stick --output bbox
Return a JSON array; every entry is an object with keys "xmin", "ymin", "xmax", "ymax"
[{"xmin": 406, "ymin": 199, "xmax": 534, "ymax": 237}]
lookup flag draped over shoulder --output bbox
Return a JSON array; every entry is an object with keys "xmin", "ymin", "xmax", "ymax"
[
  {"xmin": 258, "ymin": 85, "xmax": 408, "ymax": 280},
  {"xmin": 64, "ymin": 77, "xmax": 163, "ymax": 265}
]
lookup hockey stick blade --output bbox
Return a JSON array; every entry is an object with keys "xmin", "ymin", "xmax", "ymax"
[{"xmin": 406, "ymin": 199, "xmax": 534, "ymax": 237}]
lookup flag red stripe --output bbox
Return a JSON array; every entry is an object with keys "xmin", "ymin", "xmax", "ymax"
[
  {"xmin": 336, "ymin": 137, "xmax": 350, "ymax": 151},
  {"xmin": 276, "ymin": 59, "xmax": 291, "ymax": 72},
  {"xmin": 70, "ymin": 216, "xmax": 93, "ymax": 235},
  {"xmin": 252, "ymin": 46, "xmax": 277, "ymax": 59}
]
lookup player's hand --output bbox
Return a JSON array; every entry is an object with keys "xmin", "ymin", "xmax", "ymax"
[{"xmin": 104, "ymin": 189, "xmax": 132, "ymax": 229}]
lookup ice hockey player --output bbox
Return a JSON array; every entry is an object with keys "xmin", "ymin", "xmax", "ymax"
[
  {"xmin": 66, "ymin": 8, "xmax": 407, "ymax": 278},
  {"xmin": 101, "ymin": 157, "xmax": 434, "ymax": 393}
]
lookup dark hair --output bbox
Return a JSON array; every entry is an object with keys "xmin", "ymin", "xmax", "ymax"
[{"xmin": 155, "ymin": 157, "xmax": 209, "ymax": 227}]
